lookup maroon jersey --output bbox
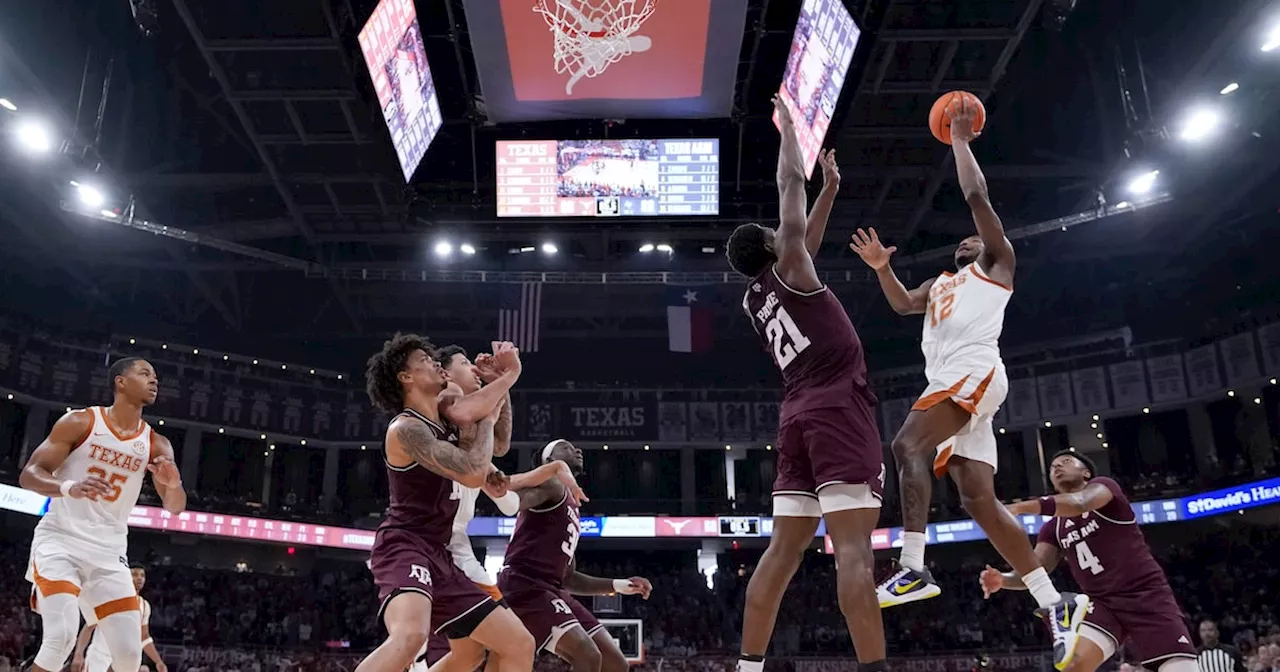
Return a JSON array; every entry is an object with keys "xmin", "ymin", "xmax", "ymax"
[
  {"xmin": 743, "ymin": 265, "xmax": 872, "ymax": 419},
  {"xmin": 377, "ymin": 408, "xmax": 461, "ymax": 548},
  {"xmin": 503, "ymin": 489, "xmax": 580, "ymax": 588},
  {"xmin": 1037, "ymin": 477, "xmax": 1170, "ymax": 604}
]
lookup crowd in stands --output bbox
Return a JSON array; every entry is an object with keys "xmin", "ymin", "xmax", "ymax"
[{"xmin": 0, "ymin": 527, "xmax": 1275, "ymax": 671}]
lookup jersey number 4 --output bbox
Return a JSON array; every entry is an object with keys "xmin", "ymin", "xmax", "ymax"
[
  {"xmin": 1075, "ymin": 540, "xmax": 1105, "ymax": 575},
  {"xmin": 86, "ymin": 466, "xmax": 127, "ymax": 503},
  {"xmin": 764, "ymin": 307, "xmax": 811, "ymax": 371}
]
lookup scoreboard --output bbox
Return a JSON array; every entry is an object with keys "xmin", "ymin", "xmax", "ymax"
[{"xmin": 496, "ymin": 138, "xmax": 720, "ymax": 218}]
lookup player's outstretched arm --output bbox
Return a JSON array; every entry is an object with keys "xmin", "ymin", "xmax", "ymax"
[
  {"xmin": 980, "ymin": 542, "xmax": 1059, "ymax": 597},
  {"xmin": 391, "ymin": 416, "xmax": 495, "ymax": 489},
  {"xmin": 1008, "ymin": 483, "xmax": 1115, "ymax": 519},
  {"xmin": 771, "ymin": 95, "xmax": 823, "ymax": 293},
  {"xmin": 563, "ymin": 560, "xmax": 653, "ymax": 599},
  {"xmin": 949, "ymin": 97, "xmax": 1015, "ymax": 284},
  {"xmin": 147, "ymin": 434, "xmax": 186, "ymax": 515},
  {"xmin": 71, "ymin": 622, "xmax": 96, "ymax": 672},
  {"xmin": 849, "ymin": 227, "xmax": 934, "ymax": 315},
  {"xmin": 20, "ymin": 409, "xmax": 113, "ymax": 500},
  {"xmin": 440, "ymin": 343, "xmax": 522, "ymax": 427},
  {"xmin": 141, "ymin": 622, "xmax": 166, "ymax": 672},
  {"xmin": 803, "ymin": 149, "xmax": 841, "ymax": 257},
  {"xmin": 507, "ymin": 459, "xmax": 587, "ymax": 510}
]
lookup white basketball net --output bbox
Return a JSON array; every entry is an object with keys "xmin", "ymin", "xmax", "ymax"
[{"xmin": 534, "ymin": 0, "xmax": 657, "ymax": 93}]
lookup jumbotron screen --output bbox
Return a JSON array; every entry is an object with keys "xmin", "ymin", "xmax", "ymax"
[
  {"xmin": 774, "ymin": 0, "xmax": 861, "ymax": 178},
  {"xmin": 357, "ymin": 0, "xmax": 443, "ymax": 181},
  {"xmin": 495, "ymin": 139, "xmax": 720, "ymax": 217}
]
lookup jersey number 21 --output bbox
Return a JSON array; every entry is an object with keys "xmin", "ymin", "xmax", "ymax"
[{"xmin": 765, "ymin": 307, "xmax": 811, "ymax": 371}]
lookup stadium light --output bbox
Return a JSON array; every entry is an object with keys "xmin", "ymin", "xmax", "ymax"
[
  {"xmin": 1263, "ymin": 24, "xmax": 1280, "ymax": 52},
  {"xmin": 434, "ymin": 241, "xmax": 453, "ymax": 257},
  {"xmin": 0, "ymin": 98, "xmax": 16, "ymax": 111},
  {"xmin": 656, "ymin": 243, "xmax": 673, "ymax": 254},
  {"xmin": 541, "ymin": 242, "xmax": 558, "ymax": 255},
  {"xmin": 14, "ymin": 118, "xmax": 53, "ymax": 154},
  {"xmin": 1220, "ymin": 82, "xmax": 1239, "ymax": 95},
  {"xmin": 1179, "ymin": 108, "xmax": 1221, "ymax": 142},
  {"xmin": 76, "ymin": 184, "xmax": 105, "ymax": 207},
  {"xmin": 459, "ymin": 243, "xmax": 476, "ymax": 255},
  {"xmin": 639, "ymin": 243, "xmax": 655, "ymax": 253},
  {"xmin": 1127, "ymin": 170, "xmax": 1159, "ymax": 194}
]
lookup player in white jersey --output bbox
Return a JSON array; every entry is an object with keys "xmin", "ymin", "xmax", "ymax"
[
  {"xmin": 72, "ymin": 564, "xmax": 167, "ymax": 672},
  {"xmin": 851, "ymin": 99, "xmax": 1089, "ymax": 670},
  {"xmin": 20, "ymin": 357, "xmax": 186, "ymax": 672}
]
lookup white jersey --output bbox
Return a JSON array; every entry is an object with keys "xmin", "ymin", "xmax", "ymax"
[
  {"xmin": 446, "ymin": 485, "xmax": 493, "ymax": 585},
  {"xmin": 921, "ymin": 262, "xmax": 1011, "ymax": 379},
  {"xmin": 35, "ymin": 406, "xmax": 153, "ymax": 557}
]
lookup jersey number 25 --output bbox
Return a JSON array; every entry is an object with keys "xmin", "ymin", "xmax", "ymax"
[{"xmin": 765, "ymin": 307, "xmax": 811, "ymax": 371}]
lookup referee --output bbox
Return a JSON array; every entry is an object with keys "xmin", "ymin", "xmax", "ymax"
[{"xmin": 1197, "ymin": 620, "xmax": 1244, "ymax": 672}]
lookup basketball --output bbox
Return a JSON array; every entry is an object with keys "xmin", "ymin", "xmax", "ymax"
[{"xmin": 928, "ymin": 90, "xmax": 985, "ymax": 145}]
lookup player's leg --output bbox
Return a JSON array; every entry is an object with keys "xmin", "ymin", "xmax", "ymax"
[
  {"xmin": 823, "ymin": 504, "xmax": 887, "ymax": 670},
  {"xmin": 27, "ymin": 551, "xmax": 85, "ymax": 672},
  {"xmin": 464, "ymin": 606, "xmax": 535, "ymax": 672},
  {"xmin": 590, "ymin": 627, "xmax": 629, "ymax": 672},
  {"xmin": 357, "ymin": 591, "xmax": 433, "ymax": 672},
  {"xmin": 550, "ymin": 626, "xmax": 602, "ymax": 672},
  {"xmin": 889, "ymin": 400, "xmax": 969, "ymax": 568},
  {"xmin": 738, "ymin": 417, "xmax": 820, "ymax": 672}
]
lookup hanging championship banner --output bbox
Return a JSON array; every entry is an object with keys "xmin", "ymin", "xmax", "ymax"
[
  {"xmin": 1005, "ymin": 378, "xmax": 1040, "ymax": 425},
  {"xmin": 657, "ymin": 402, "xmax": 688, "ymax": 442},
  {"xmin": 1036, "ymin": 372, "xmax": 1074, "ymax": 418},
  {"xmin": 687, "ymin": 402, "xmax": 720, "ymax": 440},
  {"xmin": 752, "ymin": 402, "xmax": 780, "ymax": 442},
  {"xmin": 1108, "ymin": 361, "xmax": 1149, "ymax": 409},
  {"xmin": 1257, "ymin": 324, "xmax": 1280, "ymax": 374},
  {"xmin": 720, "ymin": 402, "xmax": 752, "ymax": 441},
  {"xmin": 1218, "ymin": 333, "xmax": 1260, "ymax": 384},
  {"xmin": 1183, "ymin": 345, "xmax": 1222, "ymax": 397},
  {"xmin": 1070, "ymin": 367, "xmax": 1110, "ymax": 412},
  {"xmin": 1146, "ymin": 355, "xmax": 1188, "ymax": 403}
]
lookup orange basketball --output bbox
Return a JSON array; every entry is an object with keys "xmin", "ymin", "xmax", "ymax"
[{"xmin": 928, "ymin": 90, "xmax": 985, "ymax": 145}]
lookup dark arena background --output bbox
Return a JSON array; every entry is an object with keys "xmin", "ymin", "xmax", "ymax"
[{"xmin": 0, "ymin": 0, "xmax": 1279, "ymax": 670}]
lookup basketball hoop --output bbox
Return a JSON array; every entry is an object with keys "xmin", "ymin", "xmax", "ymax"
[{"xmin": 533, "ymin": 0, "xmax": 657, "ymax": 95}]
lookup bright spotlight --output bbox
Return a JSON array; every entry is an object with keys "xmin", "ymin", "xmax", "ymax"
[
  {"xmin": 1114, "ymin": 201, "xmax": 1131, "ymax": 209},
  {"xmin": 1127, "ymin": 170, "xmax": 1159, "ymax": 194},
  {"xmin": 1263, "ymin": 25, "xmax": 1280, "ymax": 52},
  {"xmin": 541, "ymin": 242, "xmax": 558, "ymax": 255},
  {"xmin": 1179, "ymin": 108, "xmax": 1220, "ymax": 142},
  {"xmin": 0, "ymin": 98, "xmax": 16, "ymax": 112},
  {"xmin": 1220, "ymin": 82, "xmax": 1239, "ymax": 95},
  {"xmin": 434, "ymin": 241, "xmax": 453, "ymax": 257},
  {"xmin": 656, "ymin": 243, "xmax": 673, "ymax": 253},
  {"xmin": 459, "ymin": 243, "xmax": 476, "ymax": 255},
  {"xmin": 14, "ymin": 119, "xmax": 52, "ymax": 154},
  {"xmin": 639, "ymin": 243, "xmax": 655, "ymax": 253},
  {"xmin": 77, "ymin": 184, "xmax": 105, "ymax": 207}
]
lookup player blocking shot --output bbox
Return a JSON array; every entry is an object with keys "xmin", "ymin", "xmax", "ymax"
[
  {"xmin": 20, "ymin": 358, "xmax": 186, "ymax": 672},
  {"xmin": 360, "ymin": 334, "xmax": 535, "ymax": 672},
  {"xmin": 492, "ymin": 440, "xmax": 651, "ymax": 672},
  {"xmin": 981, "ymin": 452, "xmax": 1200, "ymax": 672},
  {"xmin": 726, "ymin": 95, "xmax": 887, "ymax": 672},
  {"xmin": 850, "ymin": 96, "xmax": 1089, "ymax": 670}
]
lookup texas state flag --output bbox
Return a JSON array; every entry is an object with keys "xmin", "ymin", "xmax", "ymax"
[{"xmin": 666, "ymin": 286, "xmax": 713, "ymax": 352}]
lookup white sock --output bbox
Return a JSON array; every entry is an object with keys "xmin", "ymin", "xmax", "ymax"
[
  {"xmin": 1021, "ymin": 567, "xmax": 1062, "ymax": 609},
  {"xmin": 737, "ymin": 658, "xmax": 765, "ymax": 672},
  {"xmin": 898, "ymin": 531, "xmax": 927, "ymax": 572}
]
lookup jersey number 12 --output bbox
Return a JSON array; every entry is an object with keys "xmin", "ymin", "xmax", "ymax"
[{"xmin": 765, "ymin": 307, "xmax": 811, "ymax": 371}]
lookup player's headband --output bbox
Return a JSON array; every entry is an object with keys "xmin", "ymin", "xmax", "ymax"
[{"xmin": 541, "ymin": 440, "xmax": 560, "ymax": 464}]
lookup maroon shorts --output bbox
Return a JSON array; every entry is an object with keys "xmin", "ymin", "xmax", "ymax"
[
  {"xmin": 369, "ymin": 527, "xmax": 499, "ymax": 638},
  {"xmin": 773, "ymin": 401, "xmax": 884, "ymax": 505},
  {"xmin": 1084, "ymin": 592, "xmax": 1197, "ymax": 667},
  {"xmin": 497, "ymin": 572, "xmax": 603, "ymax": 654}
]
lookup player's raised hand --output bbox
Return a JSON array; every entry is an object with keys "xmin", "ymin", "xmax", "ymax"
[
  {"xmin": 849, "ymin": 228, "xmax": 897, "ymax": 270},
  {"xmin": 617, "ymin": 576, "xmax": 653, "ymax": 599},
  {"xmin": 147, "ymin": 455, "xmax": 182, "ymax": 489},
  {"xmin": 493, "ymin": 341, "xmax": 523, "ymax": 377},
  {"xmin": 772, "ymin": 94, "xmax": 794, "ymax": 128},
  {"xmin": 819, "ymin": 149, "xmax": 840, "ymax": 189},
  {"xmin": 69, "ymin": 474, "xmax": 114, "ymax": 500},
  {"xmin": 474, "ymin": 352, "xmax": 502, "ymax": 384},
  {"xmin": 553, "ymin": 460, "xmax": 588, "ymax": 505},
  {"xmin": 979, "ymin": 564, "xmax": 1003, "ymax": 599},
  {"xmin": 948, "ymin": 96, "xmax": 981, "ymax": 144},
  {"xmin": 482, "ymin": 466, "xmax": 510, "ymax": 500}
]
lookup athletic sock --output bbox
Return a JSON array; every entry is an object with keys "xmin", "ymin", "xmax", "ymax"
[
  {"xmin": 1022, "ymin": 567, "xmax": 1063, "ymax": 609},
  {"xmin": 898, "ymin": 531, "xmax": 927, "ymax": 572},
  {"xmin": 858, "ymin": 660, "xmax": 887, "ymax": 671},
  {"xmin": 736, "ymin": 654, "xmax": 765, "ymax": 672}
]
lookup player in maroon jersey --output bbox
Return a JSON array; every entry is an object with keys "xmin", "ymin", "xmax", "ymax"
[
  {"xmin": 497, "ymin": 440, "xmax": 652, "ymax": 672},
  {"xmin": 725, "ymin": 95, "xmax": 886, "ymax": 672},
  {"xmin": 979, "ymin": 451, "xmax": 1199, "ymax": 672},
  {"xmin": 358, "ymin": 334, "xmax": 535, "ymax": 672}
]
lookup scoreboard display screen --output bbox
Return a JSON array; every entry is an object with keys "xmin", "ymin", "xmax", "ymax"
[
  {"xmin": 774, "ymin": 0, "xmax": 861, "ymax": 177},
  {"xmin": 357, "ymin": 0, "xmax": 442, "ymax": 181},
  {"xmin": 496, "ymin": 139, "xmax": 720, "ymax": 217}
]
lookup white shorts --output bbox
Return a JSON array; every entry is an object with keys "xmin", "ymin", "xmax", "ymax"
[
  {"xmin": 772, "ymin": 483, "xmax": 882, "ymax": 517},
  {"xmin": 26, "ymin": 532, "xmax": 138, "ymax": 622},
  {"xmin": 84, "ymin": 637, "xmax": 114, "ymax": 672},
  {"xmin": 914, "ymin": 359, "xmax": 1008, "ymax": 478}
]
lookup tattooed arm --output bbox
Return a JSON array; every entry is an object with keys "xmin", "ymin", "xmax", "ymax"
[
  {"xmin": 493, "ymin": 394, "xmax": 512, "ymax": 457},
  {"xmin": 389, "ymin": 416, "xmax": 496, "ymax": 489}
]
